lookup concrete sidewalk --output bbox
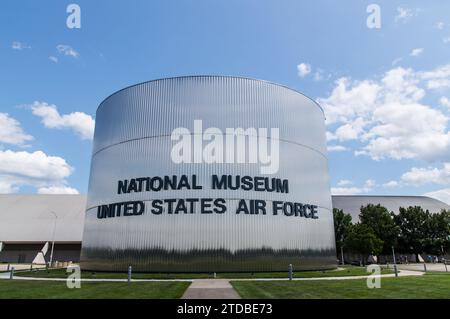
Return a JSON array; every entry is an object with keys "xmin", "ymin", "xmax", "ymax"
[
  {"xmin": 181, "ymin": 279, "xmax": 241, "ymax": 299},
  {"xmin": 0, "ymin": 269, "xmax": 424, "ymax": 282},
  {"xmin": 394, "ymin": 263, "xmax": 449, "ymax": 273}
]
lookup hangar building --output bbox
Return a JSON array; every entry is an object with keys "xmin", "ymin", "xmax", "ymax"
[{"xmin": 0, "ymin": 192, "xmax": 448, "ymax": 265}]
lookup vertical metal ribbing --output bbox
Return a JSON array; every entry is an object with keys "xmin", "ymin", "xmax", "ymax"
[{"xmin": 81, "ymin": 76, "xmax": 335, "ymax": 272}]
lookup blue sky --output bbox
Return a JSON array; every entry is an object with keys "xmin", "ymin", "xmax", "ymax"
[{"xmin": 1, "ymin": 0, "xmax": 450, "ymax": 204}]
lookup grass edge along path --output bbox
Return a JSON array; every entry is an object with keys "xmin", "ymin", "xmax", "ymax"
[
  {"xmin": 0, "ymin": 280, "xmax": 190, "ymax": 299},
  {"xmin": 13, "ymin": 266, "xmax": 392, "ymax": 280},
  {"xmin": 230, "ymin": 273, "xmax": 450, "ymax": 299}
]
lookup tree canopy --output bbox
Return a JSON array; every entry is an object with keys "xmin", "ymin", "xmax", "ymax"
[
  {"xmin": 333, "ymin": 208, "xmax": 353, "ymax": 253},
  {"xmin": 424, "ymin": 210, "xmax": 450, "ymax": 255},
  {"xmin": 393, "ymin": 206, "xmax": 430, "ymax": 257},
  {"xmin": 359, "ymin": 204, "xmax": 400, "ymax": 254},
  {"xmin": 344, "ymin": 223, "xmax": 384, "ymax": 259},
  {"xmin": 332, "ymin": 203, "xmax": 450, "ymax": 262}
]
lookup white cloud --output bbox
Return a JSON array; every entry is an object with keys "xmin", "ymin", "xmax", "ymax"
[
  {"xmin": 435, "ymin": 22, "xmax": 445, "ymax": 30},
  {"xmin": 318, "ymin": 77, "xmax": 380, "ymax": 125},
  {"xmin": 331, "ymin": 179, "xmax": 374, "ymax": 195},
  {"xmin": 381, "ymin": 67, "xmax": 425, "ymax": 103},
  {"xmin": 409, "ymin": 48, "xmax": 424, "ymax": 57},
  {"xmin": 0, "ymin": 150, "xmax": 72, "ymax": 180},
  {"xmin": 362, "ymin": 102, "xmax": 449, "ymax": 160},
  {"xmin": 319, "ymin": 65, "xmax": 450, "ymax": 162},
  {"xmin": 383, "ymin": 180, "xmax": 399, "ymax": 188},
  {"xmin": 31, "ymin": 101, "xmax": 95, "ymax": 140},
  {"xmin": 333, "ymin": 117, "xmax": 366, "ymax": 141},
  {"xmin": 395, "ymin": 7, "xmax": 418, "ymax": 23},
  {"xmin": 0, "ymin": 149, "xmax": 76, "ymax": 194},
  {"xmin": 49, "ymin": 56, "xmax": 58, "ymax": 63},
  {"xmin": 326, "ymin": 131, "xmax": 335, "ymax": 141},
  {"xmin": 421, "ymin": 64, "xmax": 450, "ymax": 80},
  {"xmin": 424, "ymin": 188, "xmax": 450, "ymax": 205},
  {"xmin": 426, "ymin": 79, "xmax": 450, "ymax": 89},
  {"xmin": 364, "ymin": 179, "xmax": 376, "ymax": 188},
  {"xmin": 392, "ymin": 57, "xmax": 403, "ymax": 66},
  {"xmin": 12, "ymin": 41, "xmax": 30, "ymax": 50},
  {"xmin": 337, "ymin": 180, "xmax": 352, "ymax": 186},
  {"xmin": 0, "ymin": 181, "xmax": 18, "ymax": 193},
  {"xmin": 331, "ymin": 187, "xmax": 366, "ymax": 195},
  {"xmin": 420, "ymin": 64, "xmax": 450, "ymax": 89},
  {"xmin": 0, "ymin": 113, "xmax": 33, "ymax": 146},
  {"xmin": 313, "ymin": 71, "xmax": 323, "ymax": 81},
  {"xmin": 380, "ymin": 163, "xmax": 450, "ymax": 189},
  {"xmin": 327, "ymin": 145, "xmax": 348, "ymax": 152},
  {"xmin": 440, "ymin": 97, "xmax": 450, "ymax": 108},
  {"xmin": 401, "ymin": 163, "xmax": 450, "ymax": 186},
  {"xmin": 37, "ymin": 186, "xmax": 79, "ymax": 194},
  {"xmin": 56, "ymin": 44, "xmax": 79, "ymax": 58},
  {"xmin": 443, "ymin": 37, "xmax": 450, "ymax": 44},
  {"xmin": 297, "ymin": 63, "xmax": 311, "ymax": 77},
  {"xmin": 313, "ymin": 69, "xmax": 330, "ymax": 82}
]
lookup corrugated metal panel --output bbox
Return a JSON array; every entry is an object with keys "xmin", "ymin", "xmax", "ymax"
[
  {"xmin": 92, "ymin": 76, "xmax": 327, "ymax": 156},
  {"xmin": 80, "ymin": 76, "xmax": 336, "ymax": 272},
  {"xmin": 332, "ymin": 195, "xmax": 450, "ymax": 222}
]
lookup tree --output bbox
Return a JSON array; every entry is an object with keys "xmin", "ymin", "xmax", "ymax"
[
  {"xmin": 424, "ymin": 210, "xmax": 450, "ymax": 255},
  {"xmin": 359, "ymin": 204, "xmax": 400, "ymax": 256},
  {"xmin": 393, "ymin": 206, "xmax": 429, "ymax": 262},
  {"xmin": 344, "ymin": 223, "xmax": 383, "ymax": 265},
  {"xmin": 333, "ymin": 208, "xmax": 353, "ymax": 257}
]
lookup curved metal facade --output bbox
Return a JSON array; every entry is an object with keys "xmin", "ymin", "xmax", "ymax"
[
  {"xmin": 332, "ymin": 195, "xmax": 450, "ymax": 223},
  {"xmin": 80, "ymin": 76, "xmax": 336, "ymax": 272},
  {"xmin": 0, "ymin": 194, "xmax": 86, "ymax": 243}
]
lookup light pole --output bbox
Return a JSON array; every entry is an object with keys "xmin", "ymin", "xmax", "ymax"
[
  {"xmin": 341, "ymin": 246, "xmax": 345, "ymax": 265},
  {"xmin": 49, "ymin": 211, "xmax": 58, "ymax": 267},
  {"xmin": 392, "ymin": 246, "xmax": 398, "ymax": 277}
]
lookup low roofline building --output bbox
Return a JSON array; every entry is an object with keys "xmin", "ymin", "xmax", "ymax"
[
  {"xmin": 0, "ymin": 194, "xmax": 448, "ymax": 264},
  {"xmin": 332, "ymin": 195, "xmax": 450, "ymax": 222}
]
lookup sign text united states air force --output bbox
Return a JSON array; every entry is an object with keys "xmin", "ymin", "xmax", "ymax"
[{"xmin": 96, "ymin": 174, "xmax": 319, "ymax": 219}]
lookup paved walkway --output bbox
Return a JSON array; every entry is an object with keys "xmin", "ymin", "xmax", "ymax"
[
  {"xmin": 394, "ymin": 263, "xmax": 449, "ymax": 273},
  {"xmin": 0, "ymin": 269, "xmax": 424, "ymax": 282},
  {"xmin": 181, "ymin": 279, "xmax": 241, "ymax": 299},
  {"xmin": 0, "ymin": 271, "xmax": 191, "ymax": 282}
]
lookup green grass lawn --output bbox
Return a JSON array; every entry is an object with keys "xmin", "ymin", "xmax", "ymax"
[
  {"xmin": 14, "ymin": 266, "xmax": 391, "ymax": 279},
  {"xmin": 3, "ymin": 271, "xmax": 448, "ymax": 299},
  {"xmin": 231, "ymin": 273, "xmax": 450, "ymax": 299},
  {"xmin": 0, "ymin": 280, "xmax": 190, "ymax": 299}
]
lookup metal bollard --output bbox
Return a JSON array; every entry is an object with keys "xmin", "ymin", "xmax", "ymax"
[
  {"xmin": 423, "ymin": 263, "xmax": 427, "ymax": 272},
  {"xmin": 9, "ymin": 267, "xmax": 15, "ymax": 280},
  {"xmin": 127, "ymin": 265, "xmax": 132, "ymax": 283},
  {"xmin": 288, "ymin": 264, "xmax": 293, "ymax": 281}
]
